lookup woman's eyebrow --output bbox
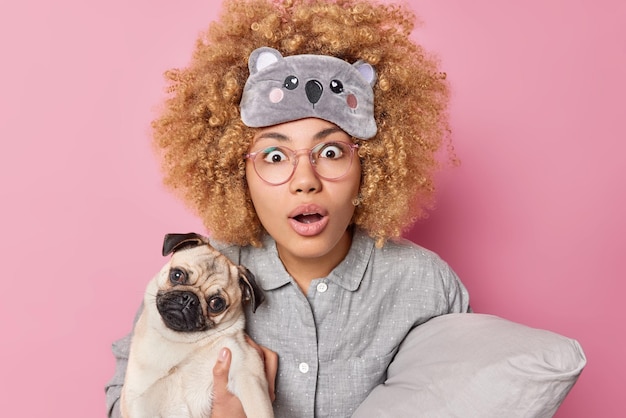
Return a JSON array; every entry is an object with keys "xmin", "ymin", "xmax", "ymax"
[
  {"xmin": 255, "ymin": 132, "xmax": 289, "ymax": 142},
  {"xmin": 314, "ymin": 127, "xmax": 344, "ymax": 140}
]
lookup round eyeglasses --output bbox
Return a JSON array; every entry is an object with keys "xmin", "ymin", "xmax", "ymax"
[{"xmin": 245, "ymin": 141, "xmax": 359, "ymax": 186}]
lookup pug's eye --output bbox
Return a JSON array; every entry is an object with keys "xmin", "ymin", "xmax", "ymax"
[
  {"xmin": 169, "ymin": 268, "xmax": 187, "ymax": 285},
  {"xmin": 208, "ymin": 295, "xmax": 227, "ymax": 314}
]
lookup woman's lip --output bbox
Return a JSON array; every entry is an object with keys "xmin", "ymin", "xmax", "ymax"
[
  {"xmin": 288, "ymin": 204, "xmax": 329, "ymax": 237},
  {"xmin": 288, "ymin": 216, "xmax": 329, "ymax": 237},
  {"xmin": 288, "ymin": 204, "xmax": 328, "ymax": 219}
]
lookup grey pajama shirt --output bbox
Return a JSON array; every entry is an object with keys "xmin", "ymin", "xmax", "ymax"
[{"xmin": 105, "ymin": 228, "xmax": 470, "ymax": 417}]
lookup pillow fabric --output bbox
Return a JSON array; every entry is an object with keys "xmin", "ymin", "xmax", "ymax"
[{"xmin": 353, "ymin": 313, "xmax": 586, "ymax": 418}]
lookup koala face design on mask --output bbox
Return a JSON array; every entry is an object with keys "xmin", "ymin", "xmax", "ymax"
[{"xmin": 240, "ymin": 47, "xmax": 377, "ymax": 140}]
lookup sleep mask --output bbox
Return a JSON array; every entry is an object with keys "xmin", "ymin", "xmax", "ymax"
[{"xmin": 240, "ymin": 47, "xmax": 377, "ymax": 139}]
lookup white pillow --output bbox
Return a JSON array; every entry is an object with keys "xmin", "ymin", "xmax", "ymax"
[{"xmin": 353, "ymin": 313, "xmax": 586, "ymax": 418}]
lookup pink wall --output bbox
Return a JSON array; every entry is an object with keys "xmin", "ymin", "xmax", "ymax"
[{"xmin": 0, "ymin": 0, "xmax": 622, "ymax": 416}]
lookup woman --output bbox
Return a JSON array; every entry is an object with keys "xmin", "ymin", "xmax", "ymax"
[{"xmin": 106, "ymin": 0, "xmax": 470, "ymax": 416}]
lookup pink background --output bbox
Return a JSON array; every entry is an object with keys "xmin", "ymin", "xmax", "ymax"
[{"xmin": 0, "ymin": 0, "xmax": 623, "ymax": 416}]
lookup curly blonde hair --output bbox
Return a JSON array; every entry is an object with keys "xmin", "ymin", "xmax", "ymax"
[{"xmin": 153, "ymin": 0, "xmax": 452, "ymax": 247}]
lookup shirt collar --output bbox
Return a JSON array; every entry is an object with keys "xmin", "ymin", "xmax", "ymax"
[{"xmin": 327, "ymin": 228, "xmax": 374, "ymax": 291}]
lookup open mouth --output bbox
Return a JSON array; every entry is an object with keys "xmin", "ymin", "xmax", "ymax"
[
  {"xmin": 288, "ymin": 205, "xmax": 329, "ymax": 236},
  {"xmin": 293, "ymin": 213, "xmax": 324, "ymax": 224}
]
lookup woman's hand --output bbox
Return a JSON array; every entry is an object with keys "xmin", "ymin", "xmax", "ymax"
[{"xmin": 210, "ymin": 337, "xmax": 277, "ymax": 418}]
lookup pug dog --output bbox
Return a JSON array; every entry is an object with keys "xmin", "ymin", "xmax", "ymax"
[{"xmin": 120, "ymin": 233, "xmax": 274, "ymax": 418}]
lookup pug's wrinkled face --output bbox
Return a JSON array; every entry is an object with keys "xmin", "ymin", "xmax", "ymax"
[{"xmin": 155, "ymin": 245, "xmax": 243, "ymax": 333}]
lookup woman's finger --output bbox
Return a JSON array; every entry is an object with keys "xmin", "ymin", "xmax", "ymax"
[{"xmin": 210, "ymin": 348, "xmax": 246, "ymax": 418}]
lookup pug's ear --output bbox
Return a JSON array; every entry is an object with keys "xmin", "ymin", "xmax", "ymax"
[
  {"xmin": 238, "ymin": 266, "xmax": 265, "ymax": 313},
  {"xmin": 162, "ymin": 233, "xmax": 208, "ymax": 256}
]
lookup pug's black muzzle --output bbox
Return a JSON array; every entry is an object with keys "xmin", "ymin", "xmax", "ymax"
[{"xmin": 156, "ymin": 290, "xmax": 208, "ymax": 332}]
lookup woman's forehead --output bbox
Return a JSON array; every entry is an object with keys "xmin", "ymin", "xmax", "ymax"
[{"xmin": 251, "ymin": 118, "xmax": 349, "ymax": 145}]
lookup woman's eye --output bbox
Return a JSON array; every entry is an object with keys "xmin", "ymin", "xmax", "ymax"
[
  {"xmin": 318, "ymin": 144, "xmax": 344, "ymax": 159},
  {"xmin": 208, "ymin": 296, "xmax": 227, "ymax": 314},
  {"xmin": 169, "ymin": 268, "xmax": 187, "ymax": 285},
  {"xmin": 261, "ymin": 148, "xmax": 288, "ymax": 164}
]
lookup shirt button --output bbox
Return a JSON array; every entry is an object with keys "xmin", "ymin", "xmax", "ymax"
[
  {"xmin": 316, "ymin": 282, "xmax": 328, "ymax": 293},
  {"xmin": 299, "ymin": 362, "xmax": 310, "ymax": 374}
]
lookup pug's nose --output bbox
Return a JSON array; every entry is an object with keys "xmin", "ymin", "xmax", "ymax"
[{"xmin": 305, "ymin": 80, "xmax": 323, "ymax": 105}]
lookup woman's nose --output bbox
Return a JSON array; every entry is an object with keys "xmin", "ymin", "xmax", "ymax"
[{"xmin": 289, "ymin": 153, "xmax": 322, "ymax": 193}]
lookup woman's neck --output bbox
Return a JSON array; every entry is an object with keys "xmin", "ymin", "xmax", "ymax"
[{"xmin": 276, "ymin": 229, "xmax": 353, "ymax": 293}]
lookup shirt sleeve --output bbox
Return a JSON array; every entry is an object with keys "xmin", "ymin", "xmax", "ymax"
[
  {"xmin": 440, "ymin": 261, "xmax": 471, "ymax": 314},
  {"xmin": 105, "ymin": 304, "xmax": 142, "ymax": 418},
  {"xmin": 105, "ymin": 333, "xmax": 131, "ymax": 418}
]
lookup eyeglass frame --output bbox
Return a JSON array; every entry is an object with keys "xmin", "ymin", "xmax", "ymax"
[{"xmin": 244, "ymin": 141, "xmax": 360, "ymax": 186}]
